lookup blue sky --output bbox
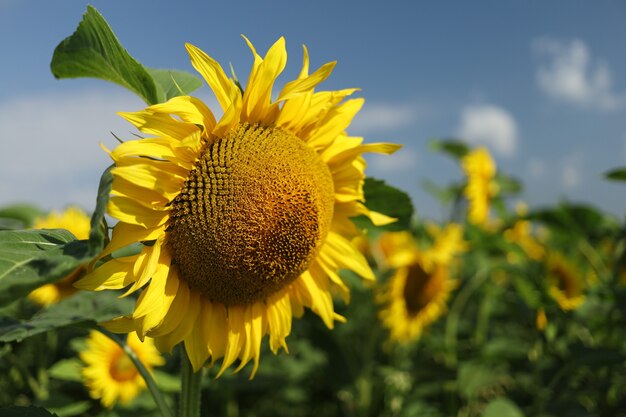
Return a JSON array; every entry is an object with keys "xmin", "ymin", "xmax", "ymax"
[{"xmin": 1, "ymin": 1, "xmax": 625, "ymax": 220}]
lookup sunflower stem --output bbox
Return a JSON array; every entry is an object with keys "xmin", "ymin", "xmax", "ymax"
[
  {"xmin": 180, "ymin": 347, "xmax": 203, "ymax": 417},
  {"xmin": 101, "ymin": 329, "xmax": 174, "ymax": 417}
]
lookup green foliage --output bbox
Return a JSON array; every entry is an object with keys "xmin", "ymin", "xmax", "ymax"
[
  {"xmin": 0, "ymin": 229, "xmax": 88, "ymax": 307},
  {"xmin": 604, "ymin": 167, "xmax": 626, "ymax": 181},
  {"xmin": 50, "ymin": 6, "xmax": 201, "ymax": 105},
  {"xmin": 429, "ymin": 138, "xmax": 470, "ymax": 159},
  {"xmin": 87, "ymin": 167, "xmax": 113, "ymax": 256},
  {"xmin": 356, "ymin": 177, "xmax": 415, "ymax": 231},
  {"xmin": 0, "ymin": 406, "xmax": 59, "ymax": 417},
  {"xmin": 0, "ymin": 291, "xmax": 133, "ymax": 343},
  {"xmin": 0, "ymin": 205, "xmax": 43, "ymax": 230}
]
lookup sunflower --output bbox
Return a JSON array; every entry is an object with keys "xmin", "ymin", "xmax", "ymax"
[
  {"xmin": 80, "ymin": 331, "xmax": 164, "ymax": 408},
  {"xmin": 28, "ymin": 207, "xmax": 91, "ymax": 306},
  {"xmin": 546, "ymin": 252, "xmax": 586, "ymax": 311},
  {"xmin": 461, "ymin": 147, "xmax": 498, "ymax": 226},
  {"xmin": 76, "ymin": 37, "xmax": 399, "ymax": 376},
  {"xmin": 503, "ymin": 203, "xmax": 545, "ymax": 263},
  {"xmin": 377, "ymin": 226, "xmax": 464, "ymax": 343}
]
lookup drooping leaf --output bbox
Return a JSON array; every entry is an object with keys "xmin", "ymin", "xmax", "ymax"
[
  {"xmin": 357, "ymin": 177, "xmax": 414, "ymax": 231},
  {"xmin": 88, "ymin": 165, "xmax": 113, "ymax": 256},
  {"xmin": 0, "ymin": 290, "xmax": 133, "ymax": 343},
  {"xmin": 429, "ymin": 138, "xmax": 469, "ymax": 159},
  {"xmin": 481, "ymin": 398, "xmax": 525, "ymax": 417},
  {"xmin": 0, "ymin": 406, "xmax": 59, "ymax": 417},
  {"xmin": 605, "ymin": 167, "xmax": 626, "ymax": 181},
  {"xmin": 147, "ymin": 68, "xmax": 203, "ymax": 102},
  {"xmin": 0, "ymin": 229, "xmax": 89, "ymax": 307},
  {"xmin": 50, "ymin": 6, "xmax": 159, "ymax": 105}
]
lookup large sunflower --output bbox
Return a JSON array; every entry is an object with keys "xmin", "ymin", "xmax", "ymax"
[
  {"xmin": 76, "ymin": 37, "xmax": 399, "ymax": 375},
  {"xmin": 80, "ymin": 331, "xmax": 164, "ymax": 408},
  {"xmin": 377, "ymin": 225, "xmax": 464, "ymax": 343},
  {"xmin": 29, "ymin": 207, "xmax": 91, "ymax": 306}
]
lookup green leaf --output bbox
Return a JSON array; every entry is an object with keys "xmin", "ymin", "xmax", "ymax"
[
  {"xmin": 0, "ymin": 229, "xmax": 88, "ymax": 307},
  {"xmin": 494, "ymin": 172, "xmax": 523, "ymax": 195},
  {"xmin": 481, "ymin": 398, "xmax": 525, "ymax": 417},
  {"xmin": 50, "ymin": 6, "xmax": 159, "ymax": 105},
  {"xmin": 88, "ymin": 166, "xmax": 113, "ymax": 256},
  {"xmin": 0, "ymin": 406, "xmax": 59, "ymax": 417},
  {"xmin": 429, "ymin": 138, "xmax": 469, "ymax": 159},
  {"xmin": 147, "ymin": 68, "xmax": 203, "ymax": 102},
  {"xmin": 358, "ymin": 178, "xmax": 414, "ymax": 231},
  {"xmin": 605, "ymin": 167, "xmax": 626, "ymax": 181},
  {"xmin": 0, "ymin": 204, "xmax": 43, "ymax": 229},
  {"xmin": 0, "ymin": 290, "xmax": 133, "ymax": 343}
]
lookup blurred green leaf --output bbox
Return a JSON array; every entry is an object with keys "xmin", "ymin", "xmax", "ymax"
[
  {"xmin": 356, "ymin": 177, "xmax": 414, "ymax": 231},
  {"xmin": 429, "ymin": 138, "xmax": 469, "ymax": 159},
  {"xmin": 421, "ymin": 179, "xmax": 461, "ymax": 206},
  {"xmin": 0, "ymin": 407, "xmax": 59, "ymax": 417},
  {"xmin": 0, "ymin": 291, "xmax": 133, "ymax": 343},
  {"xmin": 147, "ymin": 68, "xmax": 203, "ymax": 102},
  {"xmin": 48, "ymin": 358, "xmax": 83, "ymax": 382},
  {"xmin": 457, "ymin": 362, "xmax": 505, "ymax": 400},
  {"xmin": 0, "ymin": 204, "xmax": 43, "ymax": 229},
  {"xmin": 41, "ymin": 396, "xmax": 90, "ymax": 417},
  {"xmin": 481, "ymin": 398, "xmax": 525, "ymax": 417},
  {"xmin": 0, "ymin": 229, "xmax": 88, "ymax": 307},
  {"xmin": 528, "ymin": 202, "xmax": 616, "ymax": 239},
  {"xmin": 494, "ymin": 173, "xmax": 523, "ymax": 195},
  {"xmin": 51, "ymin": 6, "xmax": 159, "ymax": 104},
  {"xmin": 604, "ymin": 167, "xmax": 626, "ymax": 181}
]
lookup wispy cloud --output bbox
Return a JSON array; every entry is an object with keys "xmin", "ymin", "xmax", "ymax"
[
  {"xmin": 457, "ymin": 104, "xmax": 518, "ymax": 157},
  {"xmin": 351, "ymin": 103, "xmax": 421, "ymax": 134},
  {"xmin": 0, "ymin": 90, "xmax": 143, "ymax": 210},
  {"xmin": 534, "ymin": 38, "xmax": 624, "ymax": 110}
]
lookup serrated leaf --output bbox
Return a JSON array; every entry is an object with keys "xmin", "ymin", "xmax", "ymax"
[
  {"xmin": 0, "ymin": 406, "xmax": 59, "ymax": 417},
  {"xmin": 481, "ymin": 398, "xmax": 525, "ymax": 417},
  {"xmin": 50, "ymin": 6, "xmax": 159, "ymax": 105},
  {"xmin": 147, "ymin": 68, "xmax": 203, "ymax": 102},
  {"xmin": 88, "ymin": 166, "xmax": 113, "ymax": 256},
  {"xmin": 0, "ymin": 290, "xmax": 133, "ymax": 343},
  {"xmin": 605, "ymin": 167, "xmax": 626, "ymax": 181},
  {"xmin": 429, "ymin": 138, "xmax": 469, "ymax": 159},
  {"xmin": 0, "ymin": 229, "xmax": 89, "ymax": 306},
  {"xmin": 359, "ymin": 178, "xmax": 414, "ymax": 231}
]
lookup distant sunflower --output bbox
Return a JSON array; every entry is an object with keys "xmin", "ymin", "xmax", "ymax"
[
  {"xmin": 80, "ymin": 331, "xmax": 164, "ymax": 408},
  {"xmin": 28, "ymin": 207, "xmax": 91, "ymax": 306},
  {"xmin": 461, "ymin": 147, "xmax": 498, "ymax": 225},
  {"xmin": 546, "ymin": 252, "xmax": 586, "ymax": 311},
  {"xmin": 76, "ymin": 37, "xmax": 399, "ymax": 375},
  {"xmin": 378, "ymin": 226, "xmax": 464, "ymax": 343}
]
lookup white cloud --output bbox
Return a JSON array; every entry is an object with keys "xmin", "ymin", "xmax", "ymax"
[
  {"xmin": 534, "ymin": 38, "xmax": 624, "ymax": 110},
  {"xmin": 0, "ymin": 90, "xmax": 144, "ymax": 210},
  {"xmin": 560, "ymin": 153, "xmax": 583, "ymax": 189},
  {"xmin": 351, "ymin": 103, "xmax": 420, "ymax": 134},
  {"xmin": 457, "ymin": 104, "xmax": 518, "ymax": 157}
]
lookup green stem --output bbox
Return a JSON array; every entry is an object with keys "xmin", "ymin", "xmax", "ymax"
[
  {"xmin": 180, "ymin": 347, "xmax": 203, "ymax": 417},
  {"xmin": 101, "ymin": 329, "xmax": 174, "ymax": 417}
]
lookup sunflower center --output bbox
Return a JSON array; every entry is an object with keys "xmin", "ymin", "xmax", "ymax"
[
  {"xmin": 403, "ymin": 264, "xmax": 436, "ymax": 316},
  {"xmin": 109, "ymin": 352, "xmax": 138, "ymax": 382},
  {"xmin": 167, "ymin": 123, "xmax": 334, "ymax": 306}
]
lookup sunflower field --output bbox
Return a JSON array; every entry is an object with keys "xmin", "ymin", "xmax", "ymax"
[{"xmin": 1, "ymin": 7, "xmax": 625, "ymax": 417}]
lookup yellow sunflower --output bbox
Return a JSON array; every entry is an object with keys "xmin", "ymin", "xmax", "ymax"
[
  {"xmin": 461, "ymin": 147, "xmax": 498, "ymax": 226},
  {"xmin": 28, "ymin": 206, "xmax": 91, "ymax": 306},
  {"xmin": 546, "ymin": 252, "xmax": 586, "ymax": 311},
  {"xmin": 378, "ymin": 226, "xmax": 464, "ymax": 343},
  {"xmin": 503, "ymin": 202, "xmax": 545, "ymax": 263},
  {"xmin": 80, "ymin": 331, "xmax": 164, "ymax": 408},
  {"xmin": 76, "ymin": 37, "xmax": 399, "ymax": 376}
]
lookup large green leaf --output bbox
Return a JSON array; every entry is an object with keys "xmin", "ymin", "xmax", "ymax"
[
  {"xmin": 51, "ymin": 6, "xmax": 202, "ymax": 105},
  {"xmin": 0, "ymin": 290, "xmax": 133, "ymax": 343},
  {"xmin": 0, "ymin": 229, "xmax": 88, "ymax": 306},
  {"xmin": 147, "ymin": 68, "xmax": 203, "ymax": 102},
  {"xmin": 50, "ymin": 5, "xmax": 159, "ymax": 104}
]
